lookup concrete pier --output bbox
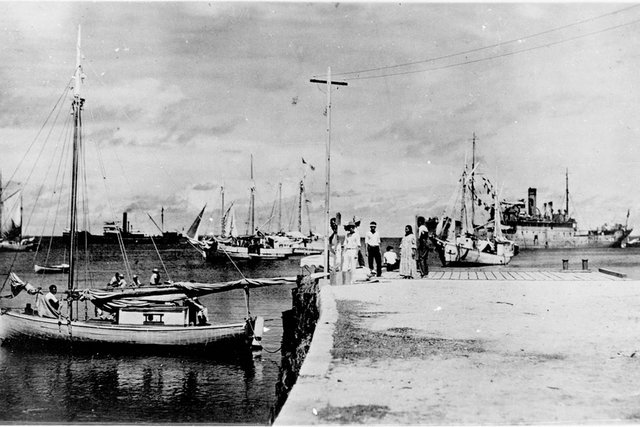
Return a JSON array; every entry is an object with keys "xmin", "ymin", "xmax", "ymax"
[{"xmin": 275, "ymin": 269, "xmax": 640, "ymax": 425}]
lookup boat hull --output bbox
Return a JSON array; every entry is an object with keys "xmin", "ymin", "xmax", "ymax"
[
  {"xmin": 0, "ymin": 240, "xmax": 36, "ymax": 252},
  {"xmin": 435, "ymin": 239, "xmax": 513, "ymax": 266},
  {"xmin": 0, "ymin": 310, "xmax": 251, "ymax": 348},
  {"xmin": 34, "ymin": 264, "xmax": 70, "ymax": 274}
]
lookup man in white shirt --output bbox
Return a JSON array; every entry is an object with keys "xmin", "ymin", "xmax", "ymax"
[
  {"xmin": 365, "ymin": 221, "xmax": 382, "ymax": 277},
  {"xmin": 383, "ymin": 246, "xmax": 399, "ymax": 271},
  {"xmin": 39, "ymin": 284, "xmax": 60, "ymax": 318}
]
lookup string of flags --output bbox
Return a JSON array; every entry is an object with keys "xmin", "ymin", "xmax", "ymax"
[{"xmin": 302, "ymin": 157, "xmax": 315, "ymax": 171}]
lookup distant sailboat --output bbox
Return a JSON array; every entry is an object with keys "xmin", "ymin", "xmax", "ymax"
[{"xmin": 0, "ymin": 177, "xmax": 36, "ymax": 252}]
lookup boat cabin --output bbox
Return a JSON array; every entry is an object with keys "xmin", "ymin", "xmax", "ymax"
[{"xmin": 118, "ymin": 305, "xmax": 188, "ymax": 326}]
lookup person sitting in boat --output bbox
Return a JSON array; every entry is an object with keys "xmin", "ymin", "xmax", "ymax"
[
  {"xmin": 186, "ymin": 297, "xmax": 208, "ymax": 326},
  {"xmin": 108, "ymin": 272, "xmax": 126, "ymax": 288},
  {"xmin": 131, "ymin": 274, "xmax": 143, "ymax": 287},
  {"xmin": 23, "ymin": 303, "xmax": 34, "ymax": 315},
  {"xmin": 37, "ymin": 285, "xmax": 59, "ymax": 318},
  {"xmin": 149, "ymin": 268, "xmax": 161, "ymax": 286}
]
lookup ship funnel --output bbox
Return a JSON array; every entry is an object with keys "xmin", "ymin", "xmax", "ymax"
[
  {"xmin": 528, "ymin": 188, "xmax": 537, "ymax": 216},
  {"xmin": 123, "ymin": 212, "xmax": 128, "ymax": 234}
]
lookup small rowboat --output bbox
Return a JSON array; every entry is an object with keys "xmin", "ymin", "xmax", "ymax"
[{"xmin": 34, "ymin": 264, "xmax": 70, "ymax": 274}]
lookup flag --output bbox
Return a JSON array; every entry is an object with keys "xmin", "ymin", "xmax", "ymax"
[
  {"xmin": 4, "ymin": 272, "xmax": 39, "ymax": 298},
  {"xmin": 302, "ymin": 158, "xmax": 316, "ymax": 171}
]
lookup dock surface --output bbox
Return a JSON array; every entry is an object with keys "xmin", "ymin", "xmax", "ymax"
[{"xmin": 275, "ymin": 269, "xmax": 640, "ymax": 425}]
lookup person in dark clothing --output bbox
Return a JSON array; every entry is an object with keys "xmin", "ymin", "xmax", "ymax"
[{"xmin": 417, "ymin": 216, "xmax": 430, "ymax": 278}]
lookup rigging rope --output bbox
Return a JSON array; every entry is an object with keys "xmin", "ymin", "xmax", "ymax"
[
  {"xmin": 34, "ymin": 107, "xmax": 73, "ymax": 267},
  {"xmin": 327, "ymin": 5, "xmax": 640, "ymax": 79},
  {"xmin": 342, "ymin": 16, "xmax": 640, "ymax": 81},
  {"xmin": 150, "ymin": 235, "xmax": 171, "ymax": 283},
  {"xmin": 4, "ymin": 79, "xmax": 73, "ymax": 191}
]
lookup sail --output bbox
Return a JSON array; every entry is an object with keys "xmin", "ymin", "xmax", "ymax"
[
  {"xmin": 224, "ymin": 205, "xmax": 238, "ymax": 238},
  {"xmin": 1, "ymin": 190, "xmax": 22, "ymax": 241},
  {"xmin": 185, "ymin": 204, "xmax": 206, "ymax": 240},
  {"xmin": 79, "ymin": 275, "xmax": 302, "ymax": 313},
  {"xmin": 494, "ymin": 195, "xmax": 505, "ymax": 240}
]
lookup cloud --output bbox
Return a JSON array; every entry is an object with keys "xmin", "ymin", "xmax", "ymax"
[{"xmin": 192, "ymin": 182, "xmax": 217, "ymax": 191}]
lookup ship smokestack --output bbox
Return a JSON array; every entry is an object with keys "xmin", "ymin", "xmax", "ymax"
[
  {"xmin": 528, "ymin": 188, "xmax": 537, "ymax": 216},
  {"xmin": 122, "ymin": 212, "xmax": 128, "ymax": 234}
]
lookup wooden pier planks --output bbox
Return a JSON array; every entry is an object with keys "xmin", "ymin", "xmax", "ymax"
[{"xmin": 425, "ymin": 269, "xmax": 624, "ymax": 281}]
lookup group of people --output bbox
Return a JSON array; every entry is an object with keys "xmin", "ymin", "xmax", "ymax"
[
  {"xmin": 107, "ymin": 268, "xmax": 162, "ymax": 289},
  {"xmin": 329, "ymin": 215, "xmax": 432, "ymax": 280}
]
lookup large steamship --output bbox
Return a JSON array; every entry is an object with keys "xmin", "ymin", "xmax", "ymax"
[{"xmin": 500, "ymin": 172, "xmax": 631, "ymax": 249}]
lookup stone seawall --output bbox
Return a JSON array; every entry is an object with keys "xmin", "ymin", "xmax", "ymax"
[{"xmin": 271, "ymin": 274, "xmax": 321, "ymax": 423}]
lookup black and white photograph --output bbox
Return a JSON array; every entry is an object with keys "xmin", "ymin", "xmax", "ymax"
[{"xmin": 1, "ymin": 1, "xmax": 640, "ymax": 424}]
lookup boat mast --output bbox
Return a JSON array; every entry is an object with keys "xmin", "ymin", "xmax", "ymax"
[
  {"xmin": 565, "ymin": 168, "xmax": 569, "ymax": 217},
  {"xmin": 69, "ymin": 25, "xmax": 84, "ymax": 314},
  {"xmin": 161, "ymin": 206, "xmax": 164, "ymax": 233},
  {"xmin": 471, "ymin": 133, "xmax": 476, "ymax": 229},
  {"xmin": 298, "ymin": 180, "xmax": 303, "ymax": 233},
  {"xmin": 277, "ymin": 182, "xmax": 282, "ymax": 233},
  {"xmin": 220, "ymin": 185, "xmax": 225, "ymax": 236},
  {"xmin": 249, "ymin": 155, "xmax": 255, "ymax": 235},
  {"xmin": 19, "ymin": 191, "xmax": 23, "ymax": 239},
  {"xmin": 0, "ymin": 171, "xmax": 2, "ymax": 238}
]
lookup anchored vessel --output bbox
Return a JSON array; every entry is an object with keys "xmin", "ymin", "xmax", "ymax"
[
  {"xmin": 432, "ymin": 134, "xmax": 517, "ymax": 266},
  {"xmin": 501, "ymin": 171, "xmax": 632, "ymax": 249},
  {"xmin": 0, "ymin": 26, "xmax": 287, "ymax": 351}
]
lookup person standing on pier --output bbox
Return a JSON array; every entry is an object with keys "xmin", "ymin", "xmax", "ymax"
[
  {"xmin": 329, "ymin": 217, "xmax": 341, "ymax": 271},
  {"xmin": 417, "ymin": 216, "xmax": 430, "ymax": 278},
  {"xmin": 400, "ymin": 225, "xmax": 417, "ymax": 279},
  {"xmin": 366, "ymin": 221, "xmax": 382, "ymax": 277},
  {"xmin": 352, "ymin": 217, "xmax": 365, "ymax": 267},
  {"xmin": 342, "ymin": 222, "xmax": 359, "ymax": 278}
]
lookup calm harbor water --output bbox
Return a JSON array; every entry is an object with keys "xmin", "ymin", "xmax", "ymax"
[
  {"xmin": 1, "ymin": 241, "xmax": 639, "ymax": 423},
  {"xmin": 0, "ymin": 242, "xmax": 301, "ymax": 424}
]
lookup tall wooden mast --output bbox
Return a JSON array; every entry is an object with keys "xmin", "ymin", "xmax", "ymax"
[
  {"xmin": 69, "ymin": 25, "xmax": 84, "ymax": 316},
  {"xmin": 249, "ymin": 155, "xmax": 255, "ymax": 235},
  {"xmin": 277, "ymin": 182, "xmax": 282, "ymax": 233},
  {"xmin": 220, "ymin": 185, "xmax": 225, "ymax": 236},
  {"xmin": 471, "ymin": 133, "xmax": 476, "ymax": 228},
  {"xmin": 565, "ymin": 168, "xmax": 569, "ymax": 217}
]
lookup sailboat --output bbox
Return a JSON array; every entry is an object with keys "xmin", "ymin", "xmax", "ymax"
[
  {"xmin": 432, "ymin": 134, "xmax": 517, "ymax": 266},
  {"xmin": 195, "ymin": 158, "xmax": 290, "ymax": 262},
  {"xmin": 0, "ymin": 26, "xmax": 295, "ymax": 350},
  {"xmin": 0, "ymin": 177, "xmax": 36, "ymax": 252}
]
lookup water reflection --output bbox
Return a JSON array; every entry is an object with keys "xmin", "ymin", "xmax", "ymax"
[{"xmin": 0, "ymin": 343, "xmax": 263, "ymax": 423}]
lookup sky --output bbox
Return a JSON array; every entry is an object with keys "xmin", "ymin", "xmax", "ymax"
[{"xmin": 1, "ymin": 1, "xmax": 639, "ymax": 238}]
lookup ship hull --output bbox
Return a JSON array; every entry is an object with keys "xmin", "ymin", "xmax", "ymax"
[{"xmin": 504, "ymin": 224, "xmax": 632, "ymax": 249}]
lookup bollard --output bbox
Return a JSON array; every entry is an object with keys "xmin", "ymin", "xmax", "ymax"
[
  {"xmin": 562, "ymin": 259, "xmax": 569, "ymax": 270},
  {"xmin": 582, "ymin": 259, "xmax": 589, "ymax": 270}
]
